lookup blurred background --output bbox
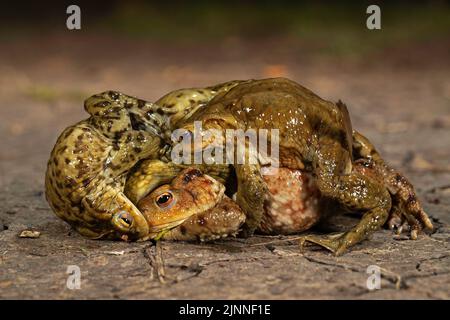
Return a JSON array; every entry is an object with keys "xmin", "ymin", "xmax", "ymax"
[{"xmin": 0, "ymin": 0, "xmax": 449, "ymax": 190}]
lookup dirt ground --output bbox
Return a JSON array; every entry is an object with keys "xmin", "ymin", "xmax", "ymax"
[{"xmin": 0, "ymin": 34, "xmax": 449, "ymax": 299}]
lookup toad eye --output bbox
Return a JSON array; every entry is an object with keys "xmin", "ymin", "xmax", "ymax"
[
  {"xmin": 112, "ymin": 211, "xmax": 134, "ymax": 231},
  {"xmin": 155, "ymin": 192, "xmax": 174, "ymax": 208},
  {"xmin": 108, "ymin": 91, "xmax": 120, "ymax": 100},
  {"xmin": 120, "ymin": 213, "xmax": 132, "ymax": 226}
]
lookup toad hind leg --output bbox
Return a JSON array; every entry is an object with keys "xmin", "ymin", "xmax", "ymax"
[
  {"xmin": 300, "ymin": 203, "xmax": 390, "ymax": 256},
  {"xmin": 300, "ymin": 139, "xmax": 392, "ymax": 256},
  {"xmin": 352, "ymin": 130, "xmax": 433, "ymax": 238},
  {"xmin": 300, "ymin": 179, "xmax": 391, "ymax": 256}
]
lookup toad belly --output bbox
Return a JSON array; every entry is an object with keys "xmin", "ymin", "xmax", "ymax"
[{"xmin": 258, "ymin": 167, "xmax": 321, "ymax": 235}]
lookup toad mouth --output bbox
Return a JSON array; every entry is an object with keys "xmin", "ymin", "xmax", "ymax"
[{"xmin": 148, "ymin": 218, "xmax": 190, "ymax": 233}]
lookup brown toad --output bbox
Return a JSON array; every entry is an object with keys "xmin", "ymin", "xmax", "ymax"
[{"xmin": 127, "ymin": 78, "xmax": 433, "ymax": 255}]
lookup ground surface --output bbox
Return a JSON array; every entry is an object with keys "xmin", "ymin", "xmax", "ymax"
[{"xmin": 0, "ymin": 34, "xmax": 449, "ymax": 299}]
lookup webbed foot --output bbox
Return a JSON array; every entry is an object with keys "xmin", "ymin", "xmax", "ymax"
[
  {"xmin": 299, "ymin": 232, "xmax": 348, "ymax": 256},
  {"xmin": 386, "ymin": 199, "xmax": 433, "ymax": 240},
  {"xmin": 352, "ymin": 130, "xmax": 433, "ymax": 240}
]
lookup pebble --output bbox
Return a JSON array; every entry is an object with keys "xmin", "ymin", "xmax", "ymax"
[{"xmin": 19, "ymin": 230, "xmax": 41, "ymax": 238}]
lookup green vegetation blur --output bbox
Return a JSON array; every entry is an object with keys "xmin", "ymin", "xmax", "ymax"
[{"xmin": 1, "ymin": 1, "xmax": 449, "ymax": 57}]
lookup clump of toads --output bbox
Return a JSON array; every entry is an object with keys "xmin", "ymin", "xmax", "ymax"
[{"xmin": 45, "ymin": 78, "xmax": 433, "ymax": 255}]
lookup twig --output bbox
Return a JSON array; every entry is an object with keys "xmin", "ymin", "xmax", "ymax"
[
  {"xmin": 248, "ymin": 236, "xmax": 305, "ymax": 247},
  {"xmin": 145, "ymin": 241, "xmax": 167, "ymax": 284}
]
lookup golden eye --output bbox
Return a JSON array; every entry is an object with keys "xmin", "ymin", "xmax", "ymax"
[
  {"xmin": 155, "ymin": 192, "xmax": 173, "ymax": 208},
  {"xmin": 113, "ymin": 211, "xmax": 133, "ymax": 230},
  {"xmin": 108, "ymin": 91, "xmax": 120, "ymax": 100},
  {"xmin": 120, "ymin": 214, "xmax": 132, "ymax": 226}
]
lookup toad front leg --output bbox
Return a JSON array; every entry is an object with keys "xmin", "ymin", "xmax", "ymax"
[
  {"xmin": 235, "ymin": 164, "xmax": 268, "ymax": 237},
  {"xmin": 177, "ymin": 113, "xmax": 269, "ymax": 238}
]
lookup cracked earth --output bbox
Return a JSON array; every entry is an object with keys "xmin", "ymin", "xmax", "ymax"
[{"xmin": 0, "ymin": 34, "xmax": 449, "ymax": 299}]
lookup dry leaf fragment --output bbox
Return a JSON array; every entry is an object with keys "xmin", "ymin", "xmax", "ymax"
[{"xmin": 19, "ymin": 230, "xmax": 40, "ymax": 238}]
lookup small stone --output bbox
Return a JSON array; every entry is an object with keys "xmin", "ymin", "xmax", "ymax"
[
  {"xmin": 19, "ymin": 230, "xmax": 41, "ymax": 238},
  {"xmin": 392, "ymin": 234, "xmax": 410, "ymax": 241},
  {"xmin": 273, "ymin": 248, "xmax": 298, "ymax": 257},
  {"xmin": 106, "ymin": 250, "xmax": 125, "ymax": 255}
]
